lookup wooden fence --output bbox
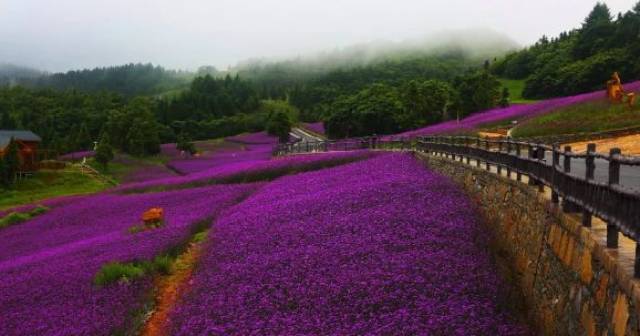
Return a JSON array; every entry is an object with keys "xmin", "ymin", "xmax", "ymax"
[{"xmin": 276, "ymin": 136, "xmax": 640, "ymax": 276}]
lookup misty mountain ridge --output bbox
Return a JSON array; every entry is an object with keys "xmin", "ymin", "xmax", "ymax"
[{"xmin": 233, "ymin": 29, "xmax": 520, "ymax": 75}]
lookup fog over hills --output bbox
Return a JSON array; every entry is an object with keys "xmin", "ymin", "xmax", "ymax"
[
  {"xmin": 0, "ymin": 29, "xmax": 518, "ymax": 87},
  {"xmin": 233, "ymin": 29, "xmax": 519, "ymax": 74}
]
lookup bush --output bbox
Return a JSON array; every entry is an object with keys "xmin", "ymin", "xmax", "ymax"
[
  {"xmin": 152, "ymin": 255, "xmax": 173, "ymax": 276},
  {"xmin": 0, "ymin": 212, "xmax": 30, "ymax": 228},
  {"xmin": 94, "ymin": 262, "xmax": 146, "ymax": 286},
  {"xmin": 29, "ymin": 205, "xmax": 49, "ymax": 216},
  {"xmin": 0, "ymin": 205, "xmax": 49, "ymax": 229}
]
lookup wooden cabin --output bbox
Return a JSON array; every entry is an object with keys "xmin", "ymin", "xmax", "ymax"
[{"xmin": 0, "ymin": 130, "xmax": 42, "ymax": 172}]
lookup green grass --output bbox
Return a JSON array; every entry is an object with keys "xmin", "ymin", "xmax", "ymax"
[
  {"xmin": 511, "ymin": 100, "xmax": 640, "ymax": 139},
  {"xmin": 87, "ymin": 153, "xmax": 171, "ymax": 183},
  {"xmin": 93, "ymin": 255, "xmax": 177, "ymax": 287},
  {"xmin": 499, "ymin": 79, "xmax": 539, "ymax": 104},
  {"xmin": 0, "ymin": 205, "xmax": 50, "ymax": 228},
  {"xmin": 0, "ymin": 169, "xmax": 109, "ymax": 210},
  {"xmin": 94, "ymin": 223, "xmax": 212, "ymax": 287}
]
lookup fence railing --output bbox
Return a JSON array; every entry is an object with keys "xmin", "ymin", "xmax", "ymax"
[{"xmin": 277, "ymin": 136, "xmax": 640, "ymax": 277}]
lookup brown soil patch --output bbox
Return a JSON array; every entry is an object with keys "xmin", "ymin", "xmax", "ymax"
[
  {"xmin": 565, "ymin": 133, "xmax": 640, "ymax": 155},
  {"xmin": 478, "ymin": 131, "xmax": 507, "ymax": 139},
  {"xmin": 141, "ymin": 240, "xmax": 203, "ymax": 336}
]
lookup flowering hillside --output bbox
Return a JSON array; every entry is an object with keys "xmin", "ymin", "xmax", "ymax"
[
  {"xmin": 396, "ymin": 81, "xmax": 640, "ymax": 138},
  {"xmin": 303, "ymin": 122, "xmax": 325, "ymax": 135},
  {"xmin": 0, "ymin": 183, "xmax": 259, "ymax": 335},
  {"xmin": 168, "ymin": 153, "xmax": 531, "ymax": 335}
]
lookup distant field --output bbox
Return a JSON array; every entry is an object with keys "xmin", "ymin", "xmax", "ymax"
[
  {"xmin": 0, "ymin": 169, "xmax": 109, "ymax": 210},
  {"xmin": 511, "ymin": 99, "xmax": 640, "ymax": 138},
  {"xmin": 499, "ymin": 79, "xmax": 538, "ymax": 104}
]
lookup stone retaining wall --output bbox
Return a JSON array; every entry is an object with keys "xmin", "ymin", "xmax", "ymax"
[{"xmin": 416, "ymin": 152, "xmax": 640, "ymax": 336}]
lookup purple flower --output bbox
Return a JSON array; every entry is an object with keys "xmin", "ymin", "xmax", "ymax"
[{"xmin": 168, "ymin": 153, "xmax": 531, "ymax": 335}]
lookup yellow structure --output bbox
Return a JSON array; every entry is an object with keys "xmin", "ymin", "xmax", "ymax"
[{"xmin": 606, "ymin": 72, "xmax": 636, "ymax": 107}]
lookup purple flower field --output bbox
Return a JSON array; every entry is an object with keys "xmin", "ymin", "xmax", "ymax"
[
  {"xmin": 396, "ymin": 80, "xmax": 640, "ymax": 138},
  {"xmin": 58, "ymin": 150, "xmax": 96, "ymax": 161},
  {"xmin": 303, "ymin": 122, "xmax": 325, "ymax": 135},
  {"xmin": 118, "ymin": 150, "xmax": 376, "ymax": 193},
  {"xmin": 168, "ymin": 153, "xmax": 531, "ymax": 335},
  {"xmin": 226, "ymin": 131, "xmax": 279, "ymax": 144},
  {"xmin": 167, "ymin": 143, "xmax": 273, "ymax": 175},
  {"xmin": 0, "ymin": 183, "xmax": 260, "ymax": 335}
]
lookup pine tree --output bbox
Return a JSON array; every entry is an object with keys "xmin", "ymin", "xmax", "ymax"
[
  {"xmin": 0, "ymin": 156, "xmax": 8, "ymax": 188},
  {"xmin": 4, "ymin": 138, "xmax": 20, "ymax": 184},
  {"xmin": 75, "ymin": 123, "xmax": 92, "ymax": 151},
  {"xmin": 95, "ymin": 137, "xmax": 114, "ymax": 170},
  {"xmin": 0, "ymin": 112, "xmax": 16, "ymax": 129},
  {"xmin": 500, "ymin": 87, "xmax": 511, "ymax": 108}
]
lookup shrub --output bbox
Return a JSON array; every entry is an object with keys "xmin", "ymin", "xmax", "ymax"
[
  {"xmin": 152, "ymin": 255, "xmax": 173, "ymax": 275},
  {"xmin": 0, "ymin": 212, "xmax": 30, "ymax": 228},
  {"xmin": 29, "ymin": 206, "xmax": 49, "ymax": 216},
  {"xmin": 94, "ymin": 262, "xmax": 146, "ymax": 286}
]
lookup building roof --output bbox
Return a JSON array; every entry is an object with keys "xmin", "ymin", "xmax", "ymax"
[{"xmin": 0, "ymin": 130, "xmax": 41, "ymax": 148}]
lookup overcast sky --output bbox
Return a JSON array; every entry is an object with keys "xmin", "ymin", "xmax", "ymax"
[{"xmin": 0, "ymin": 0, "xmax": 637, "ymax": 72}]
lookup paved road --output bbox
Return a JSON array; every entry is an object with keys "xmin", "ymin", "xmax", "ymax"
[{"xmin": 537, "ymin": 151, "xmax": 640, "ymax": 190}]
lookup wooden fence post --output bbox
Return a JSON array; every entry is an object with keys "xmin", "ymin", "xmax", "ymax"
[
  {"xmin": 516, "ymin": 143, "xmax": 522, "ymax": 181},
  {"xmin": 485, "ymin": 137, "xmax": 491, "ymax": 171},
  {"xmin": 527, "ymin": 144, "xmax": 536, "ymax": 186},
  {"xmin": 551, "ymin": 145, "xmax": 560, "ymax": 204},
  {"xmin": 506, "ymin": 140, "xmax": 512, "ymax": 178},
  {"xmin": 497, "ymin": 140, "xmax": 503, "ymax": 175},
  {"xmin": 537, "ymin": 145, "xmax": 545, "ymax": 192},
  {"xmin": 465, "ymin": 137, "xmax": 471, "ymax": 164},
  {"xmin": 476, "ymin": 138, "xmax": 481, "ymax": 168},
  {"xmin": 562, "ymin": 146, "xmax": 580, "ymax": 213},
  {"xmin": 582, "ymin": 143, "xmax": 596, "ymax": 227},
  {"xmin": 607, "ymin": 148, "xmax": 621, "ymax": 248}
]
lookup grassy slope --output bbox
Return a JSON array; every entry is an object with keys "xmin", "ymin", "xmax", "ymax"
[
  {"xmin": 0, "ymin": 169, "xmax": 109, "ymax": 210},
  {"xmin": 1, "ymin": 139, "xmax": 230, "ymax": 209},
  {"xmin": 499, "ymin": 79, "xmax": 538, "ymax": 104},
  {"xmin": 511, "ymin": 100, "xmax": 640, "ymax": 138}
]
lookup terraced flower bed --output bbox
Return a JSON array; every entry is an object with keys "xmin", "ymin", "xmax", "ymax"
[
  {"xmin": 0, "ymin": 183, "xmax": 259, "ymax": 335},
  {"xmin": 119, "ymin": 150, "xmax": 376, "ymax": 193},
  {"xmin": 167, "ymin": 153, "xmax": 531, "ymax": 334}
]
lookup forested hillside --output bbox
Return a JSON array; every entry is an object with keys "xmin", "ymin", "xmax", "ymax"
[
  {"xmin": 4, "ymin": 63, "xmax": 198, "ymax": 96},
  {"xmin": 0, "ymin": 64, "xmax": 44, "ymax": 86},
  {"xmin": 493, "ymin": 2, "xmax": 640, "ymax": 99}
]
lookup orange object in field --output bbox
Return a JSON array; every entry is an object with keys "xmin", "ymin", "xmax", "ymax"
[
  {"xmin": 142, "ymin": 207, "xmax": 164, "ymax": 224},
  {"xmin": 606, "ymin": 72, "xmax": 636, "ymax": 107}
]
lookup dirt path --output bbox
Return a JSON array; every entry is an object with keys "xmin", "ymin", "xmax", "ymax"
[
  {"xmin": 141, "ymin": 237, "xmax": 205, "ymax": 336},
  {"xmin": 565, "ymin": 133, "xmax": 640, "ymax": 155}
]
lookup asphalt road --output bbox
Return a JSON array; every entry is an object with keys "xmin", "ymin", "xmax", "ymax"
[{"xmin": 536, "ymin": 151, "xmax": 640, "ymax": 190}]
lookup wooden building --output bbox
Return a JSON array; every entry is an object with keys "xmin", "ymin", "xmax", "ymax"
[{"xmin": 0, "ymin": 130, "xmax": 42, "ymax": 172}]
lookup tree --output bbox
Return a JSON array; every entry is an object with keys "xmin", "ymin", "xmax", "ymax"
[
  {"xmin": 0, "ymin": 156, "xmax": 8, "ymax": 188},
  {"xmin": 266, "ymin": 111, "xmax": 292, "ymax": 143},
  {"xmin": 0, "ymin": 111, "xmax": 16, "ymax": 129},
  {"xmin": 500, "ymin": 87, "xmax": 511, "ymax": 108},
  {"xmin": 4, "ymin": 138, "xmax": 20, "ymax": 184},
  {"xmin": 401, "ymin": 80, "xmax": 452, "ymax": 127},
  {"xmin": 176, "ymin": 131, "xmax": 196, "ymax": 155},
  {"xmin": 326, "ymin": 84, "xmax": 403, "ymax": 138},
  {"xmin": 95, "ymin": 137, "xmax": 114, "ymax": 170},
  {"xmin": 454, "ymin": 71, "xmax": 501, "ymax": 117},
  {"xmin": 572, "ymin": 3, "xmax": 614, "ymax": 59},
  {"xmin": 74, "ymin": 122, "xmax": 92, "ymax": 151}
]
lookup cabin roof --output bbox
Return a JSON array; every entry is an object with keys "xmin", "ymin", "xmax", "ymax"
[{"xmin": 0, "ymin": 130, "xmax": 41, "ymax": 148}]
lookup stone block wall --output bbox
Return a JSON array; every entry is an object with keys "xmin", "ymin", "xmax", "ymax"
[{"xmin": 416, "ymin": 152, "xmax": 640, "ymax": 336}]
